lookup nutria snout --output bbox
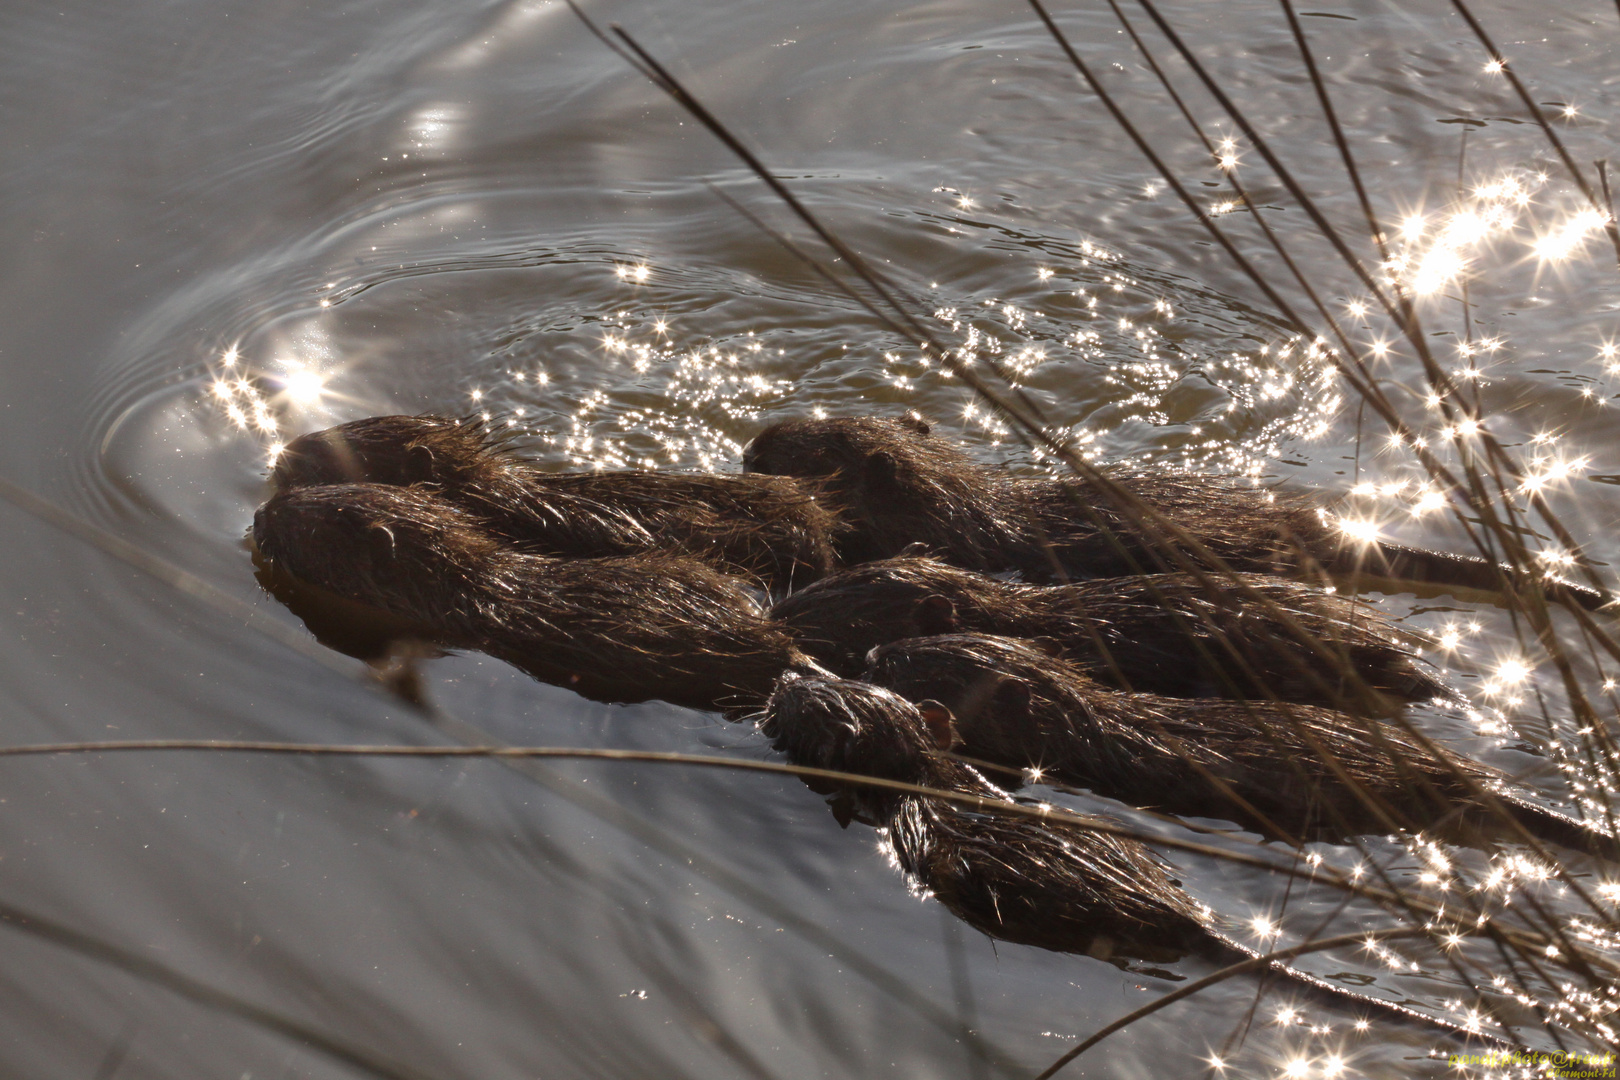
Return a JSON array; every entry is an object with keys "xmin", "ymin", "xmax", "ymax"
[
  {"xmin": 271, "ymin": 414, "xmax": 482, "ymax": 490},
  {"xmin": 744, "ymin": 414, "xmax": 1028, "ymax": 571}
]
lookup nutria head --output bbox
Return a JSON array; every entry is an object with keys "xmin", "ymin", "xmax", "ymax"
[
  {"xmin": 743, "ymin": 414, "xmax": 935, "ymax": 479},
  {"xmin": 760, "ymin": 674, "xmax": 957, "ymax": 783},
  {"xmin": 252, "ymin": 483, "xmax": 503, "ymax": 618},
  {"xmin": 271, "ymin": 415, "xmax": 502, "ymax": 492},
  {"xmin": 767, "ymin": 555, "xmax": 997, "ymax": 674},
  {"xmin": 865, "ymin": 633, "xmax": 1091, "ymax": 739},
  {"xmin": 742, "ymin": 415, "xmax": 1024, "ymax": 566}
]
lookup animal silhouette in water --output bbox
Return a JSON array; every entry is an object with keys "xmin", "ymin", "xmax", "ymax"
[
  {"xmin": 770, "ymin": 554, "xmax": 1452, "ymax": 714},
  {"xmin": 867, "ymin": 633, "xmax": 1618, "ymax": 856},
  {"xmin": 273, "ymin": 414, "xmax": 840, "ymax": 593},
  {"xmin": 744, "ymin": 415, "xmax": 1609, "ymax": 608},
  {"xmin": 761, "ymin": 672, "xmax": 1515, "ymax": 1039},
  {"xmin": 253, "ymin": 482, "xmax": 811, "ymax": 709}
]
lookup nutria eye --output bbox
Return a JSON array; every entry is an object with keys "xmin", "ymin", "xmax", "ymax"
[
  {"xmin": 832, "ymin": 723, "xmax": 856, "ymax": 764},
  {"xmin": 992, "ymin": 677, "xmax": 1033, "ymax": 718}
]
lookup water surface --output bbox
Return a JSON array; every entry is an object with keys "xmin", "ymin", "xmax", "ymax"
[{"xmin": 2, "ymin": 0, "xmax": 1618, "ymax": 1075}]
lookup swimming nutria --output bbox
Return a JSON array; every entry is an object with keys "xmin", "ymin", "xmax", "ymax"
[
  {"xmin": 252, "ymin": 482, "xmax": 811, "ymax": 709},
  {"xmin": 762, "ymin": 672, "xmax": 1210, "ymax": 961},
  {"xmin": 768, "ymin": 555, "xmax": 1450, "ymax": 713},
  {"xmin": 272, "ymin": 415, "xmax": 841, "ymax": 593},
  {"xmin": 761, "ymin": 673, "xmax": 1512, "ymax": 1037},
  {"xmin": 742, "ymin": 415, "xmax": 1610, "ymax": 608},
  {"xmin": 866, "ymin": 633, "xmax": 1619, "ymax": 856}
]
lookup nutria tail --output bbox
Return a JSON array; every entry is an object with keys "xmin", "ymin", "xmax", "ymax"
[
  {"xmin": 1478, "ymin": 790, "xmax": 1620, "ymax": 861},
  {"xmin": 1201, "ymin": 929, "xmax": 1514, "ymax": 1047},
  {"xmin": 1338, "ymin": 541, "xmax": 1612, "ymax": 612}
]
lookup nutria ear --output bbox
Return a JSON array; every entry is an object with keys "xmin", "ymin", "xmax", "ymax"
[
  {"xmin": 915, "ymin": 594, "xmax": 958, "ymax": 636},
  {"xmin": 863, "ymin": 450, "xmax": 899, "ymax": 487},
  {"xmin": 407, "ymin": 443, "xmax": 435, "ymax": 480},
  {"xmin": 991, "ymin": 677, "xmax": 1033, "ymax": 719},
  {"xmin": 915, "ymin": 699, "xmax": 960, "ymax": 750},
  {"xmin": 899, "ymin": 414, "xmax": 932, "ymax": 436}
]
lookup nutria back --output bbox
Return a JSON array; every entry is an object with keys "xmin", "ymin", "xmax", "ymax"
[
  {"xmin": 1012, "ymin": 473, "xmax": 1333, "ymax": 579},
  {"xmin": 740, "ymin": 415, "xmax": 1338, "ymax": 583},
  {"xmin": 865, "ymin": 632, "xmax": 1515, "ymax": 844},
  {"xmin": 744, "ymin": 414, "xmax": 1609, "ymax": 612},
  {"xmin": 769, "ymin": 555, "xmax": 1451, "ymax": 712}
]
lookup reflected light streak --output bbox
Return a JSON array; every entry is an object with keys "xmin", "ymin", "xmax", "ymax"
[
  {"xmin": 1337, "ymin": 516, "xmax": 1381, "ymax": 545},
  {"xmin": 282, "ymin": 368, "xmax": 325, "ymax": 407}
]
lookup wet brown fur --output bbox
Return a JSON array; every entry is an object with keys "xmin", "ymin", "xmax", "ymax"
[
  {"xmin": 252, "ymin": 482, "xmax": 807, "ymax": 709},
  {"xmin": 273, "ymin": 415, "xmax": 841, "ymax": 592},
  {"xmin": 768, "ymin": 555, "xmax": 1451, "ymax": 712},
  {"xmin": 867, "ymin": 634, "xmax": 1618, "ymax": 855},
  {"xmin": 742, "ymin": 414, "xmax": 1319, "ymax": 578},
  {"xmin": 762, "ymin": 673, "xmax": 1526, "ymax": 1039},
  {"xmin": 743, "ymin": 416, "xmax": 1610, "ymax": 607},
  {"xmin": 761, "ymin": 673, "xmax": 1207, "ymax": 961},
  {"xmin": 743, "ymin": 415, "xmax": 1035, "ymax": 572}
]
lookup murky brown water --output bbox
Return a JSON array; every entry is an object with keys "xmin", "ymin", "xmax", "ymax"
[{"xmin": 3, "ymin": 0, "xmax": 1619, "ymax": 1076}]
